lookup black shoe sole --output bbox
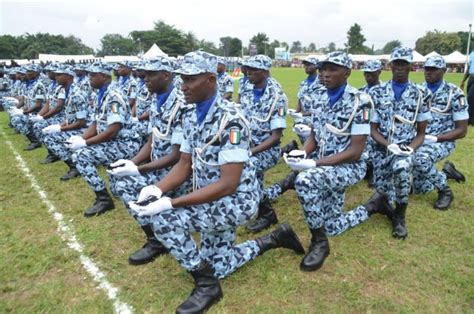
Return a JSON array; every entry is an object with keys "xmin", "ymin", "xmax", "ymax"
[
  {"xmin": 84, "ymin": 206, "xmax": 115, "ymax": 217},
  {"xmin": 300, "ymin": 251, "xmax": 329, "ymax": 272},
  {"xmin": 280, "ymin": 222, "xmax": 305, "ymax": 255}
]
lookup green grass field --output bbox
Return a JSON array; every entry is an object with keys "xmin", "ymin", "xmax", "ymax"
[{"xmin": 1, "ymin": 69, "xmax": 473, "ymax": 313}]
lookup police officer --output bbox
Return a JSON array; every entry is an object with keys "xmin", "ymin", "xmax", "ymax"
[
  {"xmin": 359, "ymin": 59, "xmax": 384, "ymax": 186},
  {"xmin": 216, "ymin": 57, "xmax": 234, "ymax": 100},
  {"xmin": 129, "ymin": 51, "xmax": 304, "ymax": 313},
  {"xmin": 65, "ymin": 62, "xmax": 141, "ymax": 217},
  {"xmin": 107, "ymin": 56, "xmax": 192, "ymax": 265},
  {"xmin": 460, "ymin": 49, "xmax": 474, "ymax": 125},
  {"xmin": 128, "ymin": 62, "xmax": 152, "ymax": 142},
  {"xmin": 370, "ymin": 47, "xmax": 431, "ymax": 239},
  {"xmin": 286, "ymin": 51, "xmax": 392, "ymax": 272},
  {"xmin": 238, "ymin": 55, "xmax": 288, "ymax": 233},
  {"xmin": 42, "ymin": 65, "xmax": 91, "ymax": 180},
  {"xmin": 10, "ymin": 64, "xmax": 47, "ymax": 150},
  {"xmin": 412, "ymin": 56, "xmax": 469, "ymax": 210},
  {"xmin": 116, "ymin": 60, "xmax": 137, "ymax": 105},
  {"xmin": 360, "ymin": 59, "xmax": 384, "ymax": 92},
  {"xmin": 236, "ymin": 57, "xmax": 251, "ymax": 104}
]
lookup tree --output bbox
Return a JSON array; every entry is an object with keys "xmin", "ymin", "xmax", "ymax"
[
  {"xmin": 307, "ymin": 43, "xmax": 316, "ymax": 52},
  {"xmin": 281, "ymin": 42, "xmax": 289, "ymax": 50},
  {"xmin": 415, "ymin": 30, "xmax": 462, "ymax": 55},
  {"xmin": 267, "ymin": 40, "xmax": 281, "ymax": 59},
  {"xmin": 219, "ymin": 36, "xmax": 242, "ymax": 56},
  {"xmin": 98, "ymin": 34, "xmax": 136, "ymax": 56},
  {"xmin": 345, "ymin": 23, "xmax": 367, "ymax": 53},
  {"xmin": 250, "ymin": 32, "xmax": 270, "ymax": 55},
  {"xmin": 382, "ymin": 40, "xmax": 402, "ymax": 54},
  {"xmin": 290, "ymin": 41, "xmax": 302, "ymax": 53},
  {"xmin": 457, "ymin": 31, "xmax": 474, "ymax": 53},
  {"xmin": 196, "ymin": 39, "xmax": 219, "ymax": 55},
  {"xmin": 327, "ymin": 42, "xmax": 336, "ymax": 52},
  {"xmin": 184, "ymin": 32, "xmax": 198, "ymax": 53}
]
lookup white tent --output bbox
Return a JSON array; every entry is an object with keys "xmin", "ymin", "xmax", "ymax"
[
  {"xmin": 443, "ymin": 51, "xmax": 466, "ymax": 64},
  {"xmin": 39, "ymin": 53, "xmax": 95, "ymax": 63},
  {"xmin": 143, "ymin": 44, "xmax": 168, "ymax": 58},
  {"xmin": 412, "ymin": 50, "xmax": 426, "ymax": 62},
  {"xmin": 425, "ymin": 51, "xmax": 440, "ymax": 58},
  {"xmin": 102, "ymin": 55, "xmax": 141, "ymax": 63}
]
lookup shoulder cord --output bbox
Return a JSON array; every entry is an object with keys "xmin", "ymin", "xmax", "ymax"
[
  {"xmin": 65, "ymin": 91, "xmax": 87, "ymax": 126},
  {"xmin": 388, "ymin": 88, "xmax": 422, "ymax": 144},
  {"xmin": 192, "ymin": 110, "xmax": 251, "ymax": 191},
  {"xmin": 150, "ymin": 90, "xmax": 179, "ymax": 161},
  {"xmin": 96, "ymin": 90, "xmax": 128, "ymax": 134},
  {"xmin": 429, "ymin": 87, "xmax": 453, "ymax": 116},
  {"xmin": 324, "ymin": 94, "xmax": 361, "ymax": 137}
]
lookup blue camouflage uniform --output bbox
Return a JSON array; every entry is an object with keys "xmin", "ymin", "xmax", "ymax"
[
  {"xmin": 10, "ymin": 65, "xmax": 47, "ymax": 136},
  {"xmin": 43, "ymin": 82, "xmax": 91, "ymax": 162},
  {"xmin": 294, "ymin": 56, "xmax": 323, "ymax": 143},
  {"xmin": 370, "ymin": 48, "xmax": 432, "ymax": 204},
  {"xmin": 294, "ymin": 52, "xmax": 373, "ymax": 236},
  {"xmin": 72, "ymin": 64, "xmax": 141, "ymax": 192},
  {"xmin": 109, "ymin": 57, "xmax": 194, "ymax": 225},
  {"xmin": 239, "ymin": 55, "xmax": 287, "ymax": 199},
  {"xmin": 128, "ymin": 63, "xmax": 152, "ymax": 141},
  {"xmin": 413, "ymin": 56, "xmax": 469, "ymax": 193},
  {"xmin": 147, "ymin": 51, "xmax": 262, "ymax": 279},
  {"xmin": 217, "ymin": 58, "xmax": 234, "ymax": 97}
]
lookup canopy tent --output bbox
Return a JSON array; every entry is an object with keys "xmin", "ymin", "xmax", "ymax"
[
  {"xmin": 39, "ymin": 53, "xmax": 96, "ymax": 63},
  {"xmin": 412, "ymin": 50, "xmax": 426, "ymax": 62},
  {"xmin": 102, "ymin": 55, "xmax": 141, "ymax": 63},
  {"xmin": 443, "ymin": 51, "xmax": 466, "ymax": 64},
  {"xmin": 424, "ymin": 51, "xmax": 440, "ymax": 58},
  {"xmin": 143, "ymin": 44, "xmax": 168, "ymax": 58}
]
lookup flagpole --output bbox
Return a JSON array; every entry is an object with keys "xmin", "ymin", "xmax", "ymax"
[{"xmin": 464, "ymin": 23, "xmax": 472, "ymax": 74}]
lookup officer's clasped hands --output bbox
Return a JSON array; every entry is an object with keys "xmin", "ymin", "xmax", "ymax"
[
  {"xmin": 387, "ymin": 143, "xmax": 414, "ymax": 156},
  {"xmin": 106, "ymin": 159, "xmax": 139, "ymax": 176},
  {"xmin": 284, "ymin": 149, "xmax": 317, "ymax": 170}
]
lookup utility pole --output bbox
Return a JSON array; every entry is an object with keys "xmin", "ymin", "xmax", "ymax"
[{"xmin": 464, "ymin": 23, "xmax": 472, "ymax": 74}]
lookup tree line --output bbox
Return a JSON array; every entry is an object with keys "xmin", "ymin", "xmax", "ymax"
[{"xmin": 0, "ymin": 20, "xmax": 471, "ymax": 60}]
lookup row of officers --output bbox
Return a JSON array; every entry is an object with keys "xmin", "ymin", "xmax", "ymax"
[{"xmin": 0, "ymin": 47, "xmax": 468, "ymax": 313}]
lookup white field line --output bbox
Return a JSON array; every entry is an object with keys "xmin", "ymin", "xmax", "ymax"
[{"xmin": 2, "ymin": 133, "xmax": 133, "ymax": 314}]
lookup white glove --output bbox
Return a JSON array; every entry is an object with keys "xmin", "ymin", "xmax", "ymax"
[
  {"xmin": 288, "ymin": 109, "xmax": 303, "ymax": 119},
  {"xmin": 137, "ymin": 185, "xmax": 162, "ymax": 203},
  {"xmin": 129, "ymin": 196, "xmax": 173, "ymax": 217},
  {"xmin": 30, "ymin": 115, "xmax": 44, "ymax": 122},
  {"xmin": 293, "ymin": 124, "xmax": 312, "ymax": 137},
  {"xmin": 42, "ymin": 124, "xmax": 61, "ymax": 134},
  {"xmin": 9, "ymin": 108, "xmax": 23, "ymax": 116},
  {"xmin": 106, "ymin": 159, "xmax": 139, "ymax": 176},
  {"xmin": 284, "ymin": 157, "xmax": 317, "ymax": 171},
  {"xmin": 387, "ymin": 143, "xmax": 413, "ymax": 156},
  {"xmin": 424, "ymin": 135, "xmax": 438, "ymax": 144},
  {"xmin": 65, "ymin": 136, "xmax": 87, "ymax": 151},
  {"xmin": 131, "ymin": 116, "xmax": 139, "ymax": 122}
]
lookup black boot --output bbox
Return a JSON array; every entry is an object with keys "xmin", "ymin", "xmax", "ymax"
[
  {"xmin": 300, "ymin": 227, "xmax": 330, "ymax": 272},
  {"xmin": 84, "ymin": 189, "xmax": 115, "ymax": 217},
  {"xmin": 128, "ymin": 224, "xmax": 168, "ymax": 265},
  {"xmin": 277, "ymin": 171, "xmax": 298, "ymax": 193},
  {"xmin": 40, "ymin": 150, "xmax": 60, "ymax": 164},
  {"xmin": 442, "ymin": 161, "xmax": 465, "ymax": 183},
  {"xmin": 60, "ymin": 160, "xmax": 80, "ymax": 181},
  {"xmin": 434, "ymin": 186, "xmax": 453, "ymax": 210},
  {"xmin": 255, "ymin": 222, "xmax": 305, "ymax": 255},
  {"xmin": 364, "ymin": 191, "xmax": 394, "ymax": 219},
  {"xmin": 176, "ymin": 261, "xmax": 223, "ymax": 314},
  {"xmin": 246, "ymin": 196, "xmax": 278, "ymax": 233},
  {"xmin": 280, "ymin": 140, "xmax": 299, "ymax": 156},
  {"xmin": 392, "ymin": 203, "xmax": 408, "ymax": 239},
  {"xmin": 24, "ymin": 133, "xmax": 41, "ymax": 151}
]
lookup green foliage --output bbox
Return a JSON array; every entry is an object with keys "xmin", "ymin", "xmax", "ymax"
[
  {"xmin": 457, "ymin": 31, "xmax": 474, "ymax": 54},
  {"xmin": 290, "ymin": 41, "xmax": 302, "ymax": 53},
  {"xmin": 97, "ymin": 34, "xmax": 136, "ymax": 57},
  {"xmin": 250, "ymin": 32, "xmax": 270, "ymax": 55},
  {"xmin": 219, "ymin": 36, "xmax": 242, "ymax": 57},
  {"xmin": 0, "ymin": 33, "xmax": 93, "ymax": 59},
  {"xmin": 415, "ymin": 30, "xmax": 462, "ymax": 55},
  {"xmin": 382, "ymin": 40, "xmax": 402, "ymax": 54},
  {"xmin": 345, "ymin": 23, "xmax": 370, "ymax": 54}
]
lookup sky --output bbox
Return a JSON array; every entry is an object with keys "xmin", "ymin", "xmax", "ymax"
[{"xmin": 0, "ymin": 0, "xmax": 472, "ymax": 53}]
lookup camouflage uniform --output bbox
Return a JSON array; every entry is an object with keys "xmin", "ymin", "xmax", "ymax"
[{"xmin": 413, "ymin": 56, "xmax": 469, "ymax": 193}]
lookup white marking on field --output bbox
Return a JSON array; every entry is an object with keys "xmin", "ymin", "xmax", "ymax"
[{"xmin": 2, "ymin": 133, "xmax": 133, "ymax": 314}]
